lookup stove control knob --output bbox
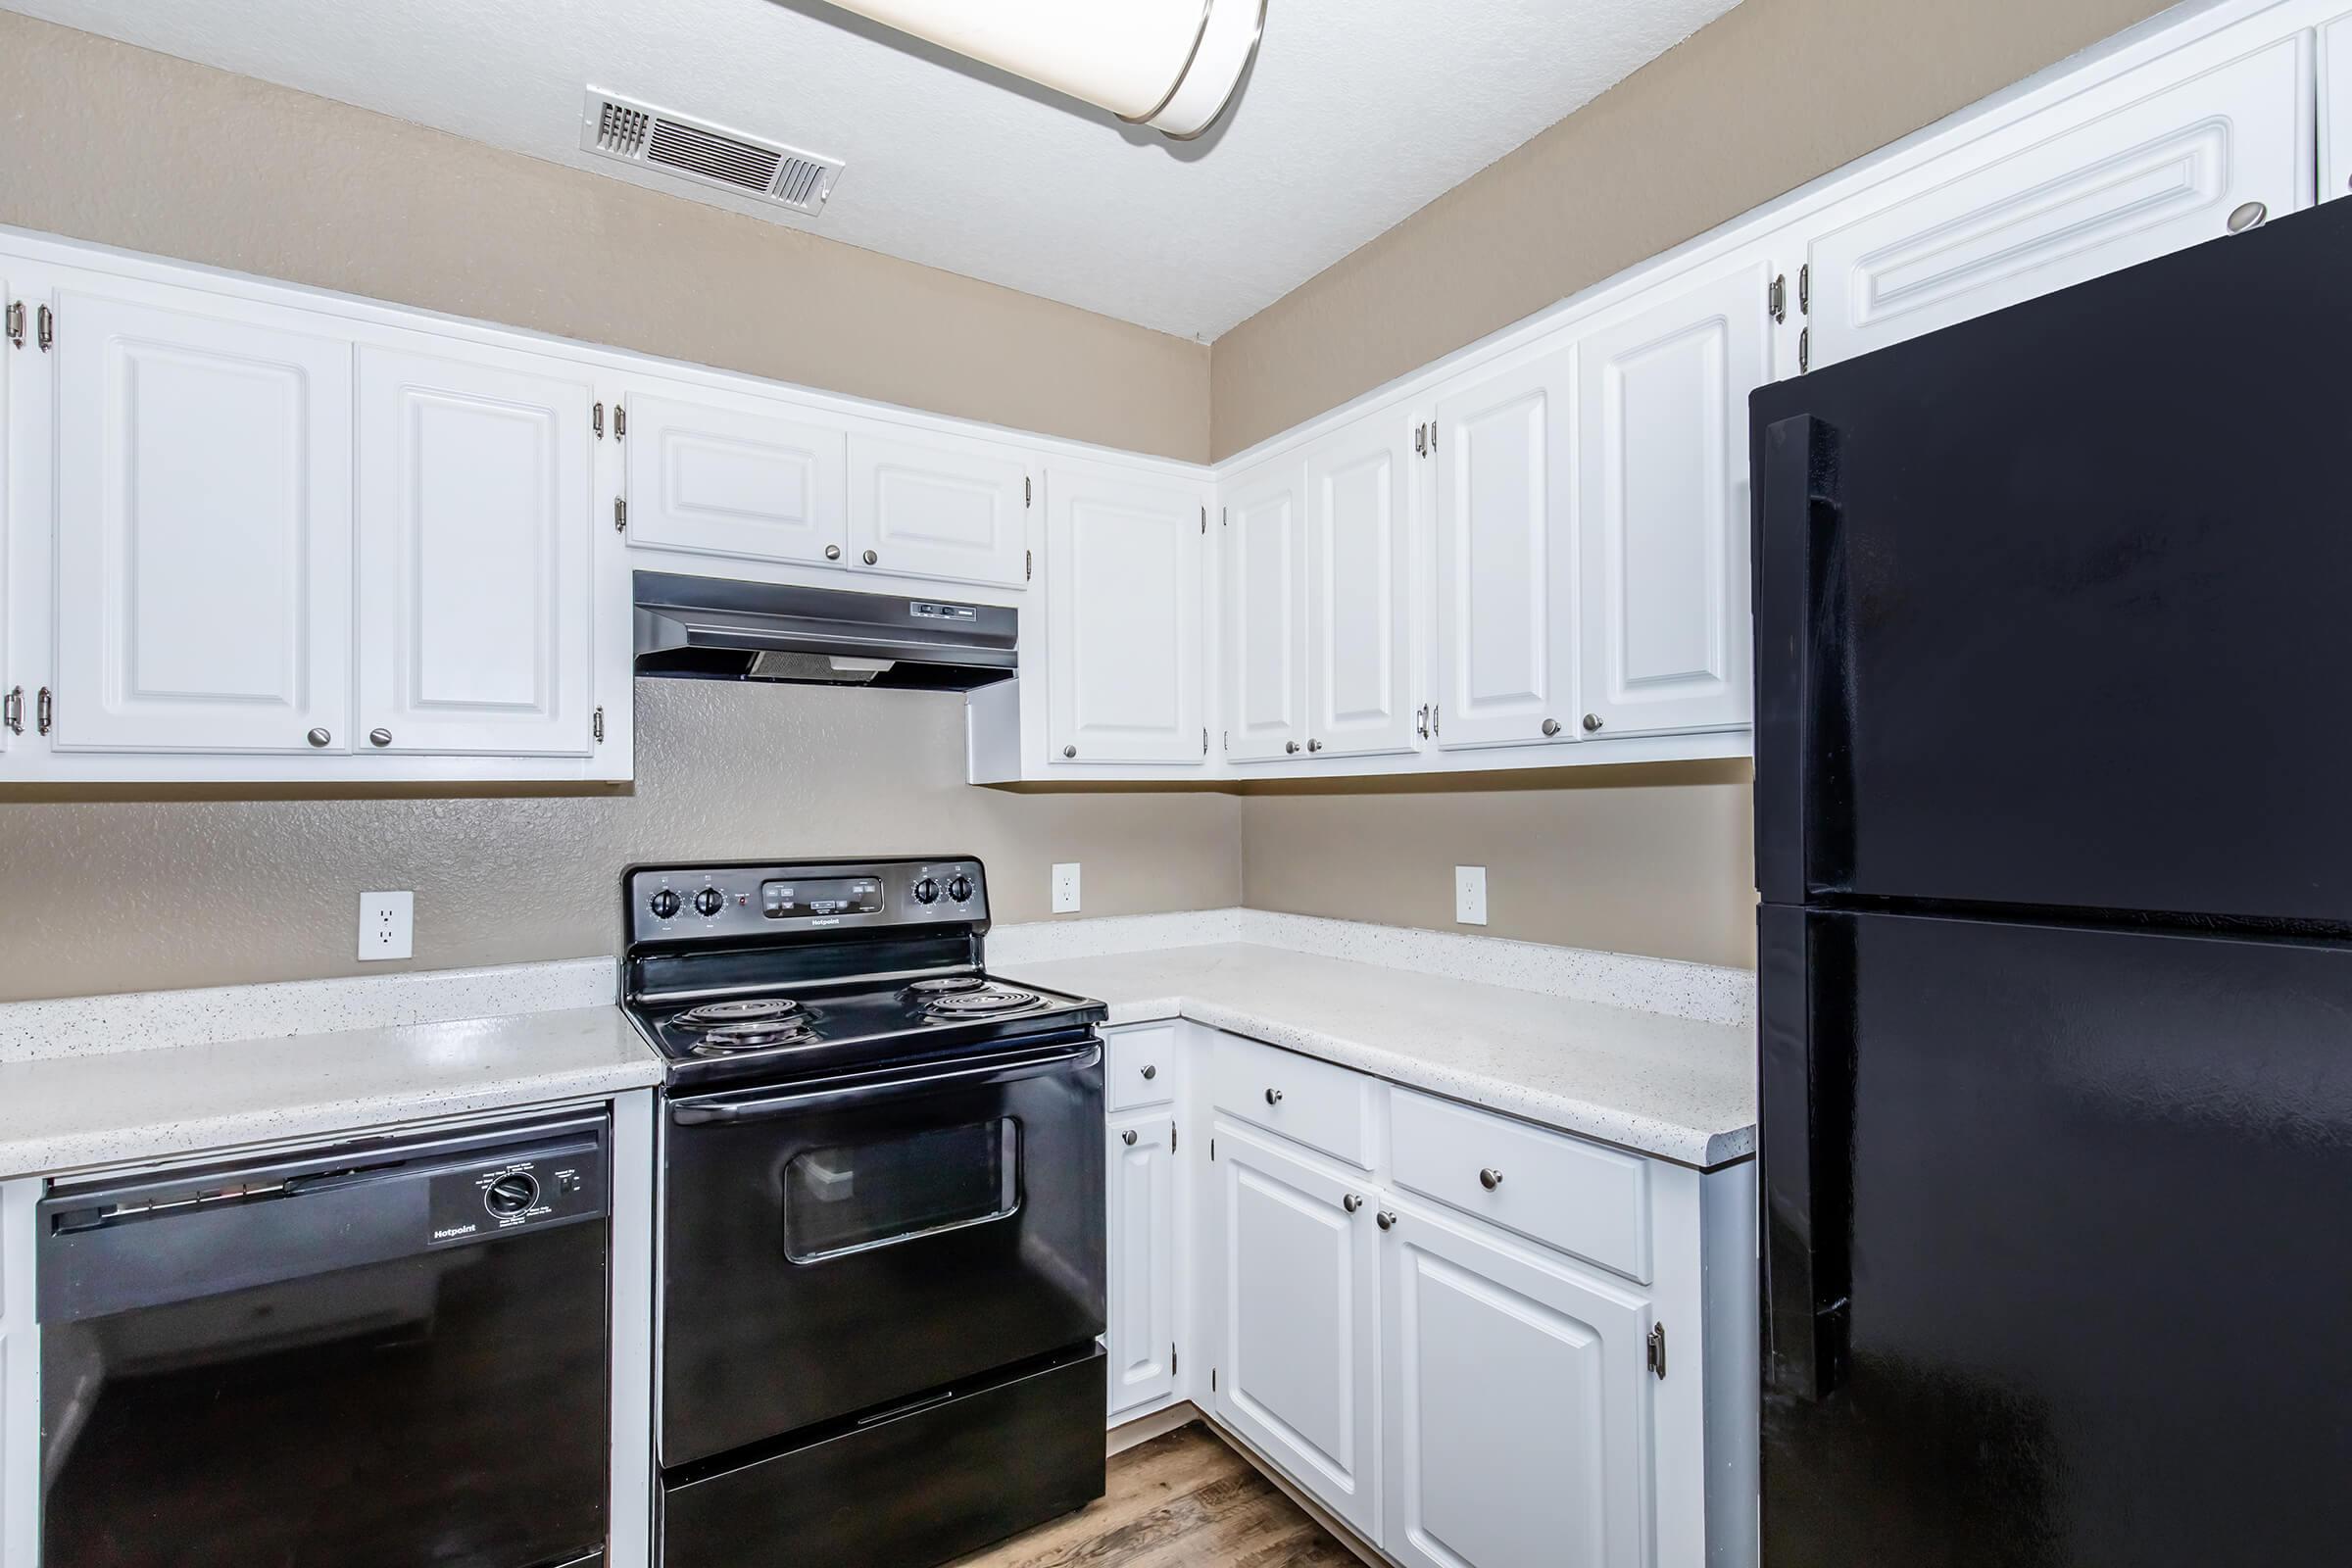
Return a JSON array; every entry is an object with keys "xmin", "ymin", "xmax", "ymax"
[
  {"xmin": 947, "ymin": 874, "xmax": 974, "ymax": 904},
  {"xmin": 484, "ymin": 1172, "xmax": 539, "ymax": 1217},
  {"xmin": 913, "ymin": 877, "xmax": 941, "ymax": 905},
  {"xmin": 693, "ymin": 888, "xmax": 725, "ymax": 918},
  {"xmin": 649, "ymin": 889, "xmax": 682, "ymax": 920}
]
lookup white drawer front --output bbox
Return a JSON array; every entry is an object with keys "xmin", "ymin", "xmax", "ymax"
[
  {"xmin": 1210, "ymin": 1033, "xmax": 1376, "ymax": 1169},
  {"xmin": 1106, "ymin": 1023, "xmax": 1177, "ymax": 1112},
  {"xmin": 1390, "ymin": 1088, "xmax": 1651, "ymax": 1283}
]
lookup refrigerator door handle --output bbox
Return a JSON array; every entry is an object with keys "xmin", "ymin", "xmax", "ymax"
[
  {"xmin": 1753, "ymin": 412, "xmax": 1850, "ymax": 906},
  {"xmin": 1759, "ymin": 904, "xmax": 1854, "ymax": 1402}
]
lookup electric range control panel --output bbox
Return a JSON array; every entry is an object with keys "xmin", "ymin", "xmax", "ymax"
[{"xmin": 628, "ymin": 858, "xmax": 989, "ymax": 944}]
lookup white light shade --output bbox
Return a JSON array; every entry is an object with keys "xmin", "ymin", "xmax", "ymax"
[{"xmin": 827, "ymin": 0, "xmax": 1266, "ymax": 139}]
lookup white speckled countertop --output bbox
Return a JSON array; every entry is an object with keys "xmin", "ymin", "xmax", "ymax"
[
  {"xmin": 0, "ymin": 1006, "xmax": 662, "ymax": 1179},
  {"xmin": 998, "ymin": 944, "xmax": 1756, "ymax": 1167}
]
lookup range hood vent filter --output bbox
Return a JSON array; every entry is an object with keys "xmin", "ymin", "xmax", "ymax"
[{"xmin": 633, "ymin": 571, "xmax": 1016, "ymax": 693}]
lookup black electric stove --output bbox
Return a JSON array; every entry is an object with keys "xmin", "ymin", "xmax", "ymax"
[{"xmin": 623, "ymin": 858, "xmax": 1109, "ymax": 1568}]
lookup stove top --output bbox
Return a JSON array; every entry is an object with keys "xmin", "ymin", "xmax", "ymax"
[{"xmin": 620, "ymin": 858, "xmax": 1105, "ymax": 1092}]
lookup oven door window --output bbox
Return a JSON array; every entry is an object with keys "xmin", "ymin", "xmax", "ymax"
[{"xmin": 782, "ymin": 1118, "xmax": 1021, "ymax": 1262}]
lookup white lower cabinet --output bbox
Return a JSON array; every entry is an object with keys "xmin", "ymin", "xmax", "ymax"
[
  {"xmin": 1106, "ymin": 1111, "xmax": 1179, "ymax": 1418},
  {"xmin": 1382, "ymin": 1200, "xmax": 1653, "ymax": 1568}
]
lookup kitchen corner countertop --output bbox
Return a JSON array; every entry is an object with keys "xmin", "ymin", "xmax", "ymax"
[
  {"xmin": 1000, "ymin": 944, "xmax": 1757, "ymax": 1167},
  {"xmin": 0, "ymin": 1007, "xmax": 662, "ymax": 1180}
]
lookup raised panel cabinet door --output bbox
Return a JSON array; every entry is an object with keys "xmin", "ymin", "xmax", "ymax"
[
  {"xmin": 1106, "ymin": 1114, "xmax": 1178, "ymax": 1418},
  {"xmin": 1212, "ymin": 1122, "xmax": 1380, "ymax": 1540},
  {"xmin": 623, "ymin": 388, "xmax": 847, "ymax": 564},
  {"xmin": 1220, "ymin": 458, "xmax": 1306, "ymax": 762},
  {"xmin": 0, "ymin": 270, "xmax": 10, "ymax": 761},
  {"xmin": 1808, "ymin": 33, "xmax": 2307, "ymax": 367},
  {"xmin": 356, "ymin": 346, "xmax": 597, "ymax": 756},
  {"xmin": 1305, "ymin": 415, "xmax": 1416, "ymax": 759},
  {"xmin": 1382, "ymin": 1202, "xmax": 1653, "ymax": 1568},
  {"xmin": 2326, "ymin": 13, "xmax": 2352, "ymax": 203},
  {"xmin": 1575, "ymin": 262, "xmax": 1764, "ymax": 738},
  {"xmin": 846, "ymin": 428, "xmax": 1031, "ymax": 587},
  {"xmin": 1433, "ymin": 343, "xmax": 1577, "ymax": 752},
  {"xmin": 1044, "ymin": 466, "xmax": 1205, "ymax": 765},
  {"xmin": 52, "ymin": 285, "xmax": 354, "ymax": 754}
]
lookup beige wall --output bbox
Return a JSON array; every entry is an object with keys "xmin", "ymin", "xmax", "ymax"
[
  {"xmin": 1208, "ymin": 0, "xmax": 2174, "ymax": 457},
  {"xmin": 0, "ymin": 12, "xmax": 1209, "ymax": 463},
  {"xmin": 1239, "ymin": 764, "xmax": 1755, "ymax": 969},
  {"xmin": 0, "ymin": 682, "xmax": 1242, "ymax": 1003}
]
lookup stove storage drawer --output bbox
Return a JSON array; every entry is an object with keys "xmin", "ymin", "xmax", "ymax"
[
  {"xmin": 1210, "ymin": 1032, "xmax": 1376, "ymax": 1169},
  {"xmin": 1389, "ymin": 1087, "xmax": 1652, "ymax": 1284},
  {"xmin": 1106, "ymin": 1023, "xmax": 1177, "ymax": 1111}
]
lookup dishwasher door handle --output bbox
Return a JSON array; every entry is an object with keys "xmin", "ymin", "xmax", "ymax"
[{"xmin": 670, "ymin": 1042, "xmax": 1102, "ymax": 1126}]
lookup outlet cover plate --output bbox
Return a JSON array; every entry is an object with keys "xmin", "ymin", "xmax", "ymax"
[
  {"xmin": 1454, "ymin": 866, "xmax": 1488, "ymax": 926},
  {"xmin": 1052, "ymin": 862, "xmax": 1082, "ymax": 914},
  {"xmin": 361, "ymin": 891, "xmax": 415, "ymax": 960}
]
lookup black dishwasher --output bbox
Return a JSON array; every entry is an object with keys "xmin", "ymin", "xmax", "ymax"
[{"xmin": 35, "ymin": 1112, "xmax": 612, "ymax": 1568}]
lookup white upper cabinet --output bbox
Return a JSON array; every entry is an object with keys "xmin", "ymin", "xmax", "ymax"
[
  {"xmin": 846, "ymin": 427, "xmax": 1032, "ymax": 588},
  {"xmin": 1432, "ymin": 343, "xmax": 1578, "ymax": 753},
  {"xmin": 1381, "ymin": 1201, "xmax": 1654, "ymax": 1568},
  {"xmin": 1106, "ymin": 1112, "xmax": 1179, "ymax": 1419},
  {"xmin": 51, "ymin": 283, "xmax": 355, "ymax": 754},
  {"xmin": 356, "ymin": 344, "xmax": 599, "ymax": 757},
  {"xmin": 623, "ymin": 385, "xmax": 847, "ymax": 565},
  {"xmin": 1212, "ymin": 1123, "xmax": 1381, "ymax": 1541},
  {"xmin": 1304, "ymin": 412, "xmax": 1418, "ymax": 760},
  {"xmin": 1045, "ymin": 463, "xmax": 1206, "ymax": 765},
  {"xmin": 1575, "ymin": 259, "xmax": 1766, "ymax": 739},
  {"xmin": 1807, "ymin": 32, "xmax": 2308, "ymax": 368},
  {"xmin": 0, "ymin": 270, "xmax": 10, "ymax": 760},
  {"xmin": 1220, "ymin": 458, "xmax": 1306, "ymax": 762},
  {"xmin": 2324, "ymin": 12, "xmax": 2352, "ymax": 203}
]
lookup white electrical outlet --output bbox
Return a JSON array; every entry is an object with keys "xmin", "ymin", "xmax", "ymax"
[
  {"xmin": 1454, "ymin": 865, "xmax": 1488, "ymax": 926},
  {"xmin": 360, "ymin": 891, "xmax": 415, "ymax": 960},
  {"xmin": 1052, "ymin": 862, "xmax": 1082, "ymax": 914}
]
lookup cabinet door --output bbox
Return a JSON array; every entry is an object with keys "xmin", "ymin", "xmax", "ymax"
[
  {"xmin": 357, "ymin": 345, "xmax": 598, "ymax": 756},
  {"xmin": 1045, "ymin": 465, "xmax": 1205, "ymax": 765},
  {"xmin": 623, "ymin": 387, "xmax": 846, "ymax": 564},
  {"xmin": 1808, "ymin": 34, "xmax": 2306, "ymax": 367},
  {"xmin": 1305, "ymin": 414, "xmax": 1416, "ymax": 759},
  {"xmin": 0, "ymin": 270, "xmax": 10, "ymax": 762},
  {"xmin": 1220, "ymin": 458, "xmax": 1305, "ymax": 763},
  {"xmin": 2326, "ymin": 13, "xmax": 2352, "ymax": 203},
  {"xmin": 1432, "ymin": 344, "xmax": 1576, "ymax": 752},
  {"xmin": 1383, "ymin": 1202, "xmax": 1653, "ymax": 1568},
  {"xmin": 847, "ymin": 427, "xmax": 1031, "ymax": 587},
  {"xmin": 1212, "ymin": 1122, "xmax": 1380, "ymax": 1540},
  {"xmin": 1106, "ymin": 1113, "xmax": 1178, "ymax": 1418},
  {"xmin": 52, "ymin": 285, "xmax": 354, "ymax": 754},
  {"xmin": 1576, "ymin": 261, "xmax": 1764, "ymax": 739}
]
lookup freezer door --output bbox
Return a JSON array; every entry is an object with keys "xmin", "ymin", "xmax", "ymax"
[
  {"xmin": 1752, "ymin": 198, "xmax": 2352, "ymax": 924},
  {"xmin": 1759, "ymin": 906, "xmax": 2352, "ymax": 1566}
]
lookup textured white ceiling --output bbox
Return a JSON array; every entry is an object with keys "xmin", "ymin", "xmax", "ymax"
[{"xmin": 6, "ymin": 0, "xmax": 1742, "ymax": 339}]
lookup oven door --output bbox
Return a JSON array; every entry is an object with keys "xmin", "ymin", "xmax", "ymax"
[{"xmin": 660, "ymin": 1038, "xmax": 1105, "ymax": 1467}]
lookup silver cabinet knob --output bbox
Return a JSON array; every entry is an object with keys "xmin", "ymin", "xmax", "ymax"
[
  {"xmin": 1306, "ymin": 738, "xmax": 1322, "ymax": 753},
  {"xmin": 1122, "ymin": 1128, "xmax": 1139, "ymax": 1147},
  {"xmin": 1140, "ymin": 1064, "xmax": 1157, "ymax": 1080},
  {"xmin": 306, "ymin": 728, "xmax": 331, "ymax": 748},
  {"xmin": 862, "ymin": 549, "xmax": 879, "ymax": 564},
  {"xmin": 1542, "ymin": 717, "xmax": 1562, "ymax": 737},
  {"xmin": 368, "ymin": 728, "xmax": 393, "ymax": 749},
  {"xmin": 2228, "ymin": 200, "xmax": 2268, "ymax": 233},
  {"xmin": 1343, "ymin": 1194, "xmax": 1364, "ymax": 1213},
  {"xmin": 1375, "ymin": 1210, "xmax": 1397, "ymax": 1231},
  {"xmin": 1285, "ymin": 740, "xmax": 1300, "ymax": 754},
  {"xmin": 1062, "ymin": 744, "xmax": 1077, "ymax": 759},
  {"xmin": 1479, "ymin": 1167, "xmax": 1503, "ymax": 1191},
  {"xmin": 1264, "ymin": 1088, "xmax": 1284, "ymax": 1105},
  {"xmin": 824, "ymin": 544, "xmax": 842, "ymax": 561},
  {"xmin": 1582, "ymin": 713, "xmax": 1603, "ymax": 733}
]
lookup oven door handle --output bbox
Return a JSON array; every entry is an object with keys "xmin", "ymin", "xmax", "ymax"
[{"xmin": 669, "ymin": 1042, "xmax": 1102, "ymax": 1125}]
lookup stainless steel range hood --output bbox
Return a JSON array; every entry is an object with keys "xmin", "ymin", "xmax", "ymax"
[{"xmin": 633, "ymin": 570, "xmax": 1017, "ymax": 691}]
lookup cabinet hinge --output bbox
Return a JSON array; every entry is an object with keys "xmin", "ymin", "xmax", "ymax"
[
  {"xmin": 1024, "ymin": 474, "xmax": 1032, "ymax": 508},
  {"xmin": 1209, "ymin": 1137, "xmax": 1215, "ymax": 1161},
  {"xmin": 1430, "ymin": 704, "xmax": 1441, "ymax": 738},
  {"xmin": 1647, "ymin": 1322, "xmax": 1667, "ymax": 1380},
  {"xmin": 4, "ymin": 301, "xmax": 22, "ymax": 350},
  {"xmin": 1200, "ymin": 506, "xmax": 1206, "ymax": 535},
  {"xmin": 36, "ymin": 304, "xmax": 55, "ymax": 352},
  {"xmin": 2, "ymin": 686, "xmax": 21, "ymax": 735},
  {"xmin": 1798, "ymin": 328, "xmax": 1811, "ymax": 373},
  {"xmin": 593, "ymin": 706, "xmax": 606, "ymax": 744},
  {"xmin": 1413, "ymin": 422, "xmax": 1426, "ymax": 458},
  {"xmin": 592, "ymin": 402, "xmax": 605, "ymax": 440},
  {"xmin": 36, "ymin": 687, "xmax": 53, "ymax": 736},
  {"xmin": 1427, "ymin": 420, "xmax": 1436, "ymax": 452},
  {"xmin": 1221, "ymin": 729, "xmax": 1228, "ymax": 752},
  {"xmin": 1797, "ymin": 263, "xmax": 1811, "ymax": 316},
  {"xmin": 1170, "ymin": 1124, "xmax": 1178, "ymax": 1153},
  {"xmin": 613, "ymin": 403, "xmax": 626, "ymax": 442},
  {"xmin": 1220, "ymin": 507, "xmax": 1227, "ymax": 528},
  {"xmin": 1025, "ymin": 548, "xmax": 1033, "ymax": 582},
  {"xmin": 1768, "ymin": 273, "xmax": 1787, "ymax": 324},
  {"xmin": 1211, "ymin": 1368, "xmax": 1217, "ymax": 1393},
  {"xmin": 613, "ymin": 497, "xmax": 627, "ymax": 532},
  {"xmin": 1171, "ymin": 1345, "xmax": 1178, "ymax": 1374},
  {"xmin": 1202, "ymin": 727, "xmax": 1208, "ymax": 756}
]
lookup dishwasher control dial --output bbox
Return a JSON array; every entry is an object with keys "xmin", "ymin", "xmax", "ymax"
[{"xmin": 483, "ymin": 1171, "xmax": 539, "ymax": 1217}]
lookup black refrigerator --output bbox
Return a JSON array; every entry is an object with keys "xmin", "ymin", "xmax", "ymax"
[{"xmin": 1751, "ymin": 195, "xmax": 2352, "ymax": 1567}]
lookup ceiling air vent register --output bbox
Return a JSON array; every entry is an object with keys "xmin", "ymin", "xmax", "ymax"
[{"xmin": 580, "ymin": 89, "xmax": 843, "ymax": 216}]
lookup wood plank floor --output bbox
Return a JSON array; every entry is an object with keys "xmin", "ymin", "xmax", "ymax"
[{"xmin": 953, "ymin": 1420, "xmax": 1360, "ymax": 1568}]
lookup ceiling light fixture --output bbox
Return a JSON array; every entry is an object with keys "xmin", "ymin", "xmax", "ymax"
[{"xmin": 825, "ymin": 0, "xmax": 1267, "ymax": 140}]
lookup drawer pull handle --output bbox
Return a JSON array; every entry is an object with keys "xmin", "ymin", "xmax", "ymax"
[
  {"xmin": 1375, "ymin": 1210, "xmax": 1397, "ymax": 1231},
  {"xmin": 1343, "ymin": 1194, "xmax": 1363, "ymax": 1213},
  {"xmin": 1141, "ymin": 1064, "xmax": 1157, "ymax": 1080},
  {"xmin": 1122, "ymin": 1129, "xmax": 1139, "ymax": 1147},
  {"xmin": 1479, "ymin": 1167, "xmax": 1504, "ymax": 1191},
  {"xmin": 1264, "ymin": 1088, "xmax": 1284, "ymax": 1105}
]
